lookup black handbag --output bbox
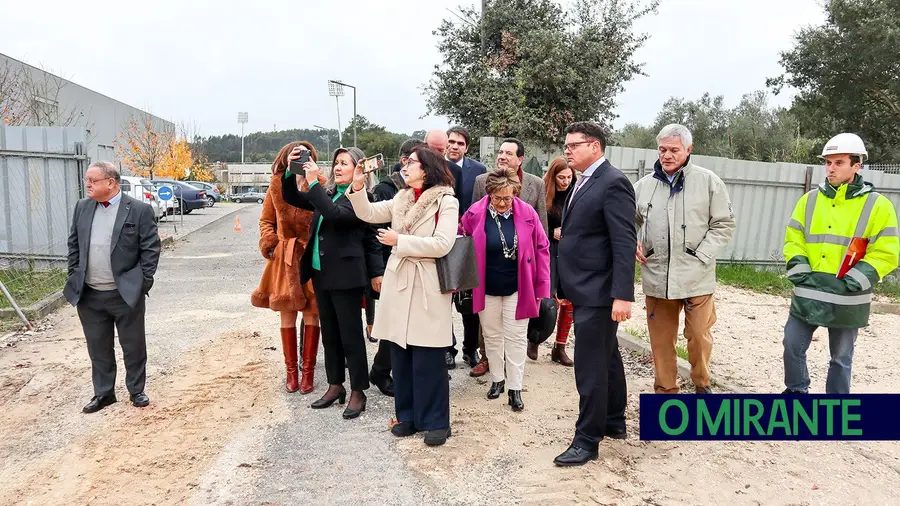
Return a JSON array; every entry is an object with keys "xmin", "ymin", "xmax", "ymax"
[
  {"xmin": 433, "ymin": 200, "xmax": 480, "ymax": 294},
  {"xmin": 527, "ymin": 298, "xmax": 559, "ymax": 345},
  {"xmin": 436, "ymin": 235, "xmax": 480, "ymax": 294}
]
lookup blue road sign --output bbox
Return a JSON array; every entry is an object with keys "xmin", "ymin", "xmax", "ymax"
[{"xmin": 157, "ymin": 186, "xmax": 173, "ymax": 201}]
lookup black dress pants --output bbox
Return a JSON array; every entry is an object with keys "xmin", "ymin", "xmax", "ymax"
[
  {"xmin": 572, "ymin": 305, "xmax": 627, "ymax": 451},
  {"xmin": 76, "ymin": 287, "xmax": 147, "ymax": 396},
  {"xmin": 312, "ymin": 273, "xmax": 369, "ymax": 392},
  {"xmin": 391, "ymin": 342, "xmax": 449, "ymax": 431}
]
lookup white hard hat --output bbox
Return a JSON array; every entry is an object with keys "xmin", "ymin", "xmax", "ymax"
[{"xmin": 820, "ymin": 133, "xmax": 868, "ymax": 160}]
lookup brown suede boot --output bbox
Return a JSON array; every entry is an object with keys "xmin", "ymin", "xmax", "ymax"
[
  {"xmin": 551, "ymin": 343, "xmax": 574, "ymax": 367},
  {"xmin": 280, "ymin": 328, "xmax": 300, "ymax": 393},
  {"xmin": 299, "ymin": 325, "xmax": 320, "ymax": 394}
]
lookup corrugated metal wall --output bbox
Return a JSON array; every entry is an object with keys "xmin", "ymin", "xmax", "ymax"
[{"xmin": 0, "ymin": 126, "xmax": 86, "ymax": 266}]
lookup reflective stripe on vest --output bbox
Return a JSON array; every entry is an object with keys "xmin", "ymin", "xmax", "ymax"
[
  {"xmin": 803, "ymin": 191, "xmax": 882, "ymax": 246},
  {"xmin": 794, "ymin": 286, "xmax": 872, "ymax": 305}
]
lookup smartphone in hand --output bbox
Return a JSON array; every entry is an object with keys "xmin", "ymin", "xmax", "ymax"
[
  {"xmin": 361, "ymin": 153, "xmax": 385, "ymax": 174},
  {"xmin": 287, "ymin": 151, "xmax": 311, "ymax": 177}
]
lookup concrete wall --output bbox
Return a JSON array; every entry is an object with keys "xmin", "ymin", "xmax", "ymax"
[{"xmin": 0, "ymin": 53, "xmax": 173, "ymax": 166}]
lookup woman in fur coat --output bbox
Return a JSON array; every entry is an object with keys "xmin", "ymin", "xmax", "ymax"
[{"xmin": 251, "ymin": 141, "xmax": 322, "ymax": 394}]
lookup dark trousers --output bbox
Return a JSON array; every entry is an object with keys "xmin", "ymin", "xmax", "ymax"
[
  {"xmin": 76, "ymin": 287, "xmax": 147, "ymax": 397},
  {"xmin": 449, "ymin": 313, "xmax": 480, "ymax": 357},
  {"xmin": 391, "ymin": 342, "xmax": 450, "ymax": 431},
  {"xmin": 312, "ymin": 274, "xmax": 369, "ymax": 392},
  {"xmin": 572, "ymin": 305, "xmax": 627, "ymax": 451},
  {"xmin": 364, "ymin": 292, "xmax": 376, "ymax": 326},
  {"xmin": 371, "ymin": 340, "xmax": 392, "ymax": 378}
]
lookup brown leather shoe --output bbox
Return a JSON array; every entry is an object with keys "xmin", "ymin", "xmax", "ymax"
[
  {"xmin": 527, "ymin": 341, "xmax": 538, "ymax": 361},
  {"xmin": 280, "ymin": 328, "xmax": 300, "ymax": 393},
  {"xmin": 469, "ymin": 356, "xmax": 489, "ymax": 377},
  {"xmin": 551, "ymin": 343, "xmax": 574, "ymax": 367},
  {"xmin": 299, "ymin": 325, "xmax": 320, "ymax": 394}
]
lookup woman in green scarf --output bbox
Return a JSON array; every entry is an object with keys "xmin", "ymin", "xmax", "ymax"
[{"xmin": 281, "ymin": 146, "xmax": 384, "ymax": 420}]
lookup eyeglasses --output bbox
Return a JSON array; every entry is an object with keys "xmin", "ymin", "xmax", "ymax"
[
  {"xmin": 83, "ymin": 177, "xmax": 113, "ymax": 185},
  {"xmin": 405, "ymin": 158, "xmax": 419, "ymax": 168},
  {"xmin": 563, "ymin": 140, "xmax": 594, "ymax": 152},
  {"xmin": 490, "ymin": 195, "xmax": 513, "ymax": 204}
]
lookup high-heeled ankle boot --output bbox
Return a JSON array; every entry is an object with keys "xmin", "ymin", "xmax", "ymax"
[
  {"xmin": 552, "ymin": 343, "xmax": 574, "ymax": 367},
  {"xmin": 487, "ymin": 380, "xmax": 505, "ymax": 399},
  {"xmin": 299, "ymin": 325, "xmax": 320, "ymax": 394},
  {"xmin": 527, "ymin": 341, "xmax": 539, "ymax": 361},
  {"xmin": 508, "ymin": 390, "xmax": 524, "ymax": 411},
  {"xmin": 280, "ymin": 328, "xmax": 299, "ymax": 393}
]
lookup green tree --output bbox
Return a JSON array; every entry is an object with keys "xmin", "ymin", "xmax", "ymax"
[
  {"xmin": 611, "ymin": 123, "xmax": 655, "ymax": 149},
  {"xmin": 768, "ymin": 0, "xmax": 900, "ymax": 162},
  {"xmin": 425, "ymin": 0, "xmax": 657, "ymax": 146}
]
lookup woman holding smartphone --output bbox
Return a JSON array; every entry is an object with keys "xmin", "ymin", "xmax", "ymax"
[
  {"xmin": 281, "ymin": 146, "xmax": 384, "ymax": 420},
  {"xmin": 345, "ymin": 145, "xmax": 458, "ymax": 446},
  {"xmin": 252, "ymin": 141, "xmax": 322, "ymax": 394}
]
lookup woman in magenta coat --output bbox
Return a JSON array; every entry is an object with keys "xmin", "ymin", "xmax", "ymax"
[{"xmin": 459, "ymin": 167, "xmax": 551, "ymax": 411}]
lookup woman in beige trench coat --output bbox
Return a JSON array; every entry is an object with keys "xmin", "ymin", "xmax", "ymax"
[{"xmin": 346, "ymin": 145, "xmax": 458, "ymax": 447}]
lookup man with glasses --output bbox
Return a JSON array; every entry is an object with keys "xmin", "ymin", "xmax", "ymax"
[
  {"xmin": 64, "ymin": 161, "xmax": 161, "ymax": 414},
  {"xmin": 469, "ymin": 138, "xmax": 548, "ymax": 376},
  {"xmin": 553, "ymin": 122, "xmax": 636, "ymax": 466}
]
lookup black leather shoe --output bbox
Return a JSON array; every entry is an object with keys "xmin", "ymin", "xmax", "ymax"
[
  {"xmin": 782, "ymin": 388, "xmax": 808, "ymax": 394},
  {"xmin": 462, "ymin": 350, "xmax": 479, "ymax": 368},
  {"xmin": 391, "ymin": 421, "xmax": 418, "ymax": 437},
  {"xmin": 366, "ymin": 328, "xmax": 377, "ymax": 343},
  {"xmin": 605, "ymin": 429, "xmax": 627, "ymax": 440},
  {"xmin": 310, "ymin": 387, "xmax": 346, "ymax": 409},
  {"xmin": 369, "ymin": 372, "xmax": 394, "ymax": 397},
  {"xmin": 508, "ymin": 390, "xmax": 524, "ymax": 411},
  {"xmin": 424, "ymin": 427, "xmax": 452, "ymax": 446},
  {"xmin": 82, "ymin": 395, "xmax": 117, "ymax": 414},
  {"xmin": 553, "ymin": 445, "xmax": 599, "ymax": 467},
  {"xmin": 445, "ymin": 351, "xmax": 456, "ymax": 370},
  {"xmin": 487, "ymin": 380, "xmax": 505, "ymax": 399},
  {"xmin": 130, "ymin": 392, "xmax": 150, "ymax": 408},
  {"xmin": 342, "ymin": 392, "xmax": 367, "ymax": 419}
]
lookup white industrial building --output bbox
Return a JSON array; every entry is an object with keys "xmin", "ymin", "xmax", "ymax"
[{"xmin": 0, "ymin": 53, "xmax": 172, "ymax": 164}]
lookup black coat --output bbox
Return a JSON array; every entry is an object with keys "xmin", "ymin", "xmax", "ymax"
[
  {"xmin": 456, "ymin": 157, "xmax": 487, "ymax": 212},
  {"xmin": 447, "ymin": 160, "xmax": 464, "ymax": 218},
  {"xmin": 281, "ymin": 178, "xmax": 384, "ymax": 291},
  {"xmin": 558, "ymin": 160, "xmax": 637, "ymax": 307}
]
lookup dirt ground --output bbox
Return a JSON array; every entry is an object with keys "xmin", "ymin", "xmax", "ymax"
[{"xmin": 2, "ymin": 206, "xmax": 899, "ymax": 506}]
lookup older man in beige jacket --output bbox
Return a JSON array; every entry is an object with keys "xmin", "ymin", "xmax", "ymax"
[{"xmin": 634, "ymin": 124, "xmax": 736, "ymax": 394}]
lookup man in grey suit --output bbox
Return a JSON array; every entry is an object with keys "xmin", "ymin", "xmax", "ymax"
[
  {"xmin": 469, "ymin": 138, "xmax": 548, "ymax": 377},
  {"xmin": 64, "ymin": 161, "xmax": 160, "ymax": 413}
]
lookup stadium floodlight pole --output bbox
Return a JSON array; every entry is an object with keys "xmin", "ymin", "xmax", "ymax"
[
  {"xmin": 328, "ymin": 79, "xmax": 356, "ymax": 147},
  {"xmin": 237, "ymin": 112, "xmax": 248, "ymax": 163}
]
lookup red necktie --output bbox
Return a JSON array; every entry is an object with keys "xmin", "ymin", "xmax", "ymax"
[{"xmin": 100, "ymin": 201, "xmax": 110, "ymax": 208}]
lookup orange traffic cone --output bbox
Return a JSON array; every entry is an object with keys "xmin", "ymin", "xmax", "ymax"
[{"xmin": 234, "ymin": 216, "xmax": 242, "ymax": 232}]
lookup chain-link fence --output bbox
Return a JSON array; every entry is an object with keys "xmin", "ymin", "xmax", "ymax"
[{"xmin": 0, "ymin": 126, "xmax": 87, "ymax": 329}]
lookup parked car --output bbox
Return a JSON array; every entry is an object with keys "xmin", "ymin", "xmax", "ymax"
[
  {"xmin": 120, "ymin": 176, "xmax": 174, "ymax": 221},
  {"xmin": 184, "ymin": 180, "xmax": 222, "ymax": 207},
  {"xmin": 152, "ymin": 179, "xmax": 207, "ymax": 214},
  {"xmin": 232, "ymin": 190, "xmax": 267, "ymax": 204}
]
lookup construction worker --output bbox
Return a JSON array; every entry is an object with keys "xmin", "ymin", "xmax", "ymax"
[{"xmin": 782, "ymin": 133, "xmax": 899, "ymax": 394}]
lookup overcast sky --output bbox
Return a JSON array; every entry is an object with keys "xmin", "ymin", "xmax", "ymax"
[{"xmin": 1, "ymin": 0, "xmax": 825, "ymax": 138}]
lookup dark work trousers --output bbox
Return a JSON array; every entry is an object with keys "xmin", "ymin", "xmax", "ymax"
[
  {"xmin": 312, "ymin": 273, "xmax": 369, "ymax": 392},
  {"xmin": 572, "ymin": 305, "xmax": 627, "ymax": 451},
  {"xmin": 76, "ymin": 287, "xmax": 148, "ymax": 397},
  {"xmin": 391, "ymin": 342, "xmax": 450, "ymax": 431},
  {"xmin": 449, "ymin": 313, "xmax": 481, "ymax": 358}
]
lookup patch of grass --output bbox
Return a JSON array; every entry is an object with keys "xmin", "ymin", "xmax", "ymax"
[
  {"xmin": 0, "ymin": 268, "xmax": 67, "ymax": 309},
  {"xmin": 634, "ymin": 263, "xmax": 641, "ymax": 283},
  {"xmin": 878, "ymin": 275, "xmax": 900, "ymax": 303},
  {"xmin": 622, "ymin": 326, "xmax": 688, "ymax": 361},
  {"xmin": 715, "ymin": 263, "xmax": 793, "ymax": 297}
]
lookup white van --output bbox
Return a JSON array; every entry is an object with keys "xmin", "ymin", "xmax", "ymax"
[{"xmin": 120, "ymin": 175, "xmax": 173, "ymax": 221}]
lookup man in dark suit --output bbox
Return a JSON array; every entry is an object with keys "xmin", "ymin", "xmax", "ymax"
[
  {"xmin": 445, "ymin": 126, "xmax": 486, "ymax": 212},
  {"xmin": 553, "ymin": 122, "xmax": 636, "ymax": 466},
  {"xmin": 64, "ymin": 161, "xmax": 161, "ymax": 413}
]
